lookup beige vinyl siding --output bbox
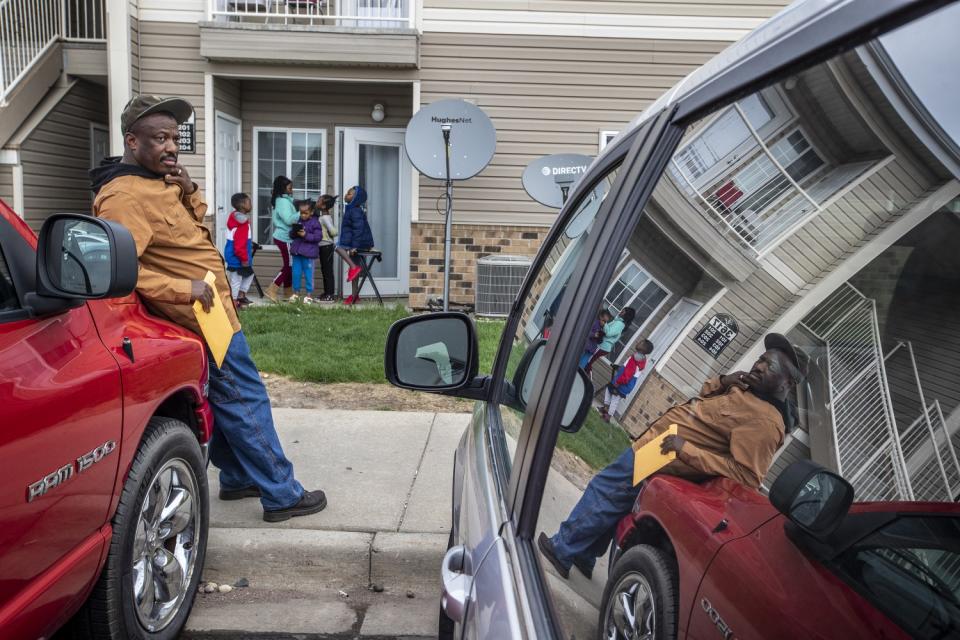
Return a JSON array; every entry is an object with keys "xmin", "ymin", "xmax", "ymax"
[
  {"xmin": 766, "ymin": 432, "xmax": 811, "ymax": 487},
  {"xmin": 20, "ymin": 80, "xmax": 108, "ymax": 230},
  {"xmin": 137, "ymin": 21, "xmax": 206, "ymax": 187},
  {"xmin": 214, "ymin": 77, "xmax": 241, "ymax": 120},
  {"xmin": 0, "ymin": 166, "xmax": 13, "ymax": 206},
  {"xmin": 236, "ymin": 79, "xmax": 412, "ymax": 285},
  {"xmin": 418, "ymin": 32, "xmax": 726, "ymax": 227},
  {"xmin": 651, "ymin": 46, "xmax": 953, "ymax": 398},
  {"xmin": 131, "ymin": 12, "xmax": 141, "ymax": 93},
  {"xmin": 424, "ymin": 1, "xmax": 790, "ymax": 19}
]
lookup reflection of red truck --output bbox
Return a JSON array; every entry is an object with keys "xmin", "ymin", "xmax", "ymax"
[
  {"xmin": 605, "ymin": 461, "xmax": 960, "ymax": 639},
  {"xmin": 0, "ymin": 200, "xmax": 212, "ymax": 640}
]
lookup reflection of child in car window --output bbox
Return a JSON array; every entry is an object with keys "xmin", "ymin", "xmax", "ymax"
[
  {"xmin": 578, "ymin": 309, "xmax": 612, "ymax": 370},
  {"xmin": 600, "ymin": 339, "xmax": 653, "ymax": 422}
]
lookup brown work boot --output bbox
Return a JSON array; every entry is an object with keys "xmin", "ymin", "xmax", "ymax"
[{"xmin": 265, "ymin": 283, "xmax": 280, "ymax": 303}]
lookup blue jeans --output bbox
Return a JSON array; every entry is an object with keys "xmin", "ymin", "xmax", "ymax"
[
  {"xmin": 207, "ymin": 331, "xmax": 304, "ymax": 510},
  {"xmin": 549, "ymin": 447, "xmax": 639, "ymax": 572},
  {"xmin": 291, "ymin": 255, "xmax": 315, "ymax": 294}
]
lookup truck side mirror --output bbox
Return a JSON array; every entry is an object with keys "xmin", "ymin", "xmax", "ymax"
[
  {"xmin": 36, "ymin": 214, "xmax": 138, "ymax": 300},
  {"xmin": 770, "ymin": 460, "xmax": 854, "ymax": 540}
]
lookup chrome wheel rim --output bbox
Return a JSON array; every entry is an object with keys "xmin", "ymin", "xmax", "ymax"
[
  {"xmin": 603, "ymin": 572, "xmax": 657, "ymax": 640},
  {"xmin": 131, "ymin": 458, "xmax": 200, "ymax": 632}
]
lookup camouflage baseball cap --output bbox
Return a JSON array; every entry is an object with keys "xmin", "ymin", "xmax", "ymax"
[{"xmin": 121, "ymin": 95, "xmax": 193, "ymax": 133}]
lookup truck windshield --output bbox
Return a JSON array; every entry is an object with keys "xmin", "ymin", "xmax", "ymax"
[{"xmin": 834, "ymin": 516, "xmax": 960, "ymax": 640}]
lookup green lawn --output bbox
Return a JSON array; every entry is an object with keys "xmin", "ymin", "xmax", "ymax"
[
  {"xmin": 242, "ymin": 304, "xmax": 504, "ymax": 383},
  {"xmin": 558, "ymin": 409, "xmax": 632, "ymax": 470},
  {"xmin": 243, "ymin": 304, "xmax": 626, "ymax": 469}
]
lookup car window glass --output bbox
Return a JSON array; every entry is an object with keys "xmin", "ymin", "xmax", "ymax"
[
  {"xmin": 532, "ymin": 26, "xmax": 960, "ymax": 638},
  {"xmin": 494, "ymin": 164, "xmax": 621, "ymax": 471},
  {"xmin": 0, "ymin": 244, "xmax": 19, "ymax": 313},
  {"xmin": 835, "ymin": 516, "xmax": 960, "ymax": 639}
]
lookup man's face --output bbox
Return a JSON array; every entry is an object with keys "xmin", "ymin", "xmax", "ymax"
[
  {"xmin": 125, "ymin": 113, "xmax": 179, "ymax": 174},
  {"xmin": 746, "ymin": 349, "xmax": 791, "ymax": 394}
]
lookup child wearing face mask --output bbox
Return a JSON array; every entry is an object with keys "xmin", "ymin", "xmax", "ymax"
[
  {"xmin": 224, "ymin": 192, "xmax": 255, "ymax": 309},
  {"xmin": 600, "ymin": 339, "xmax": 654, "ymax": 422}
]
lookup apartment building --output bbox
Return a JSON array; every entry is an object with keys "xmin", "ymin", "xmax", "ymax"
[
  {"xmin": 3, "ymin": 0, "xmax": 957, "ymax": 500},
  {"xmin": 0, "ymin": 0, "xmax": 791, "ymax": 301}
]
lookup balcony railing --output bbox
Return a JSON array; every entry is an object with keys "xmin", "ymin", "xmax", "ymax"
[
  {"xmin": 669, "ymin": 102, "xmax": 880, "ymax": 258},
  {"xmin": 208, "ymin": 0, "xmax": 414, "ymax": 29},
  {"xmin": 0, "ymin": 0, "xmax": 105, "ymax": 105}
]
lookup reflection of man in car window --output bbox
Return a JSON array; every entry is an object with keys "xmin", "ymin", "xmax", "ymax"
[{"xmin": 538, "ymin": 333, "xmax": 803, "ymax": 580}]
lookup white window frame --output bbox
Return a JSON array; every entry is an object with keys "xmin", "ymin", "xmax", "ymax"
[
  {"xmin": 601, "ymin": 259, "xmax": 672, "ymax": 363},
  {"xmin": 673, "ymin": 87, "xmax": 794, "ymax": 192},
  {"xmin": 599, "ymin": 130, "xmax": 619, "ymax": 152},
  {"xmin": 714, "ymin": 124, "xmax": 829, "ymax": 220},
  {"xmin": 252, "ymin": 126, "xmax": 328, "ymax": 249}
]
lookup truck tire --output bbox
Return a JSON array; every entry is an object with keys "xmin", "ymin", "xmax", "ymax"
[
  {"xmin": 598, "ymin": 544, "xmax": 678, "ymax": 640},
  {"xmin": 72, "ymin": 416, "xmax": 209, "ymax": 640}
]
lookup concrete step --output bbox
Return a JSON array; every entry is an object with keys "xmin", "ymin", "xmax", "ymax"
[{"xmin": 184, "ymin": 527, "xmax": 446, "ymax": 638}]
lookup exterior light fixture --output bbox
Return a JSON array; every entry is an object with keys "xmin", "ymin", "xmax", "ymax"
[{"xmin": 371, "ymin": 103, "xmax": 386, "ymax": 122}]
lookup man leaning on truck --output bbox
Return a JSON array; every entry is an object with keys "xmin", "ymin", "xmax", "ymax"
[{"xmin": 91, "ymin": 95, "xmax": 326, "ymax": 523}]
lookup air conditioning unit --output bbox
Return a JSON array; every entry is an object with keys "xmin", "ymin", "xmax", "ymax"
[{"xmin": 475, "ymin": 255, "xmax": 532, "ymax": 318}]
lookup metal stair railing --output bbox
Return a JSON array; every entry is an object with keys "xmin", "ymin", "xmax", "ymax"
[{"xmin": 0, "ymin": 0, "xmax": 105, "ymax": 106}]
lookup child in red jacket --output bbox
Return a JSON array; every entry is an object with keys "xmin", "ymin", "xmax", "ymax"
[{"xmin": 225, "ymin": 192, "xmax": 254, "ymax": 308}]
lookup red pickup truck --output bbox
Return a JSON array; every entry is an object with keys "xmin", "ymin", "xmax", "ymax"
[
  {"xmin": 605, "ymin": 459, "xmax": 960, "ymax": 639},
  {"xmin": 0, "ymin": 200, "xmax": 213, "ymax": 640}
]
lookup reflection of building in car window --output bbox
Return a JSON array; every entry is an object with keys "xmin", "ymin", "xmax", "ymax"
[{"xmin": 568, "ymin": 46, "xmax": 960, "ymax": 506}]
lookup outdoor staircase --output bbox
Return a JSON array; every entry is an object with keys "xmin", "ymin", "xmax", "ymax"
[{"xmin": 0, "ymin": 0, "xmax": 105, "ymax": 149}]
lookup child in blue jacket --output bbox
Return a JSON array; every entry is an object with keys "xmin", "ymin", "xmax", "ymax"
[{"xmin": 336, "ymin": 185, "xmax": 374, "ymax": 305}]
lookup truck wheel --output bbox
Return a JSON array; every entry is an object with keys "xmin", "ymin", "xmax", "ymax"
[
  {"xmin": 598, "ymin": 544, "xmax": 677, "ymax": 640},
  {"xmin": 72, "ymin": 416, "xmax": 209, "ymax": 640}
]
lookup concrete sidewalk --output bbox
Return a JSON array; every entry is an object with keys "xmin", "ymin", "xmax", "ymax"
[{"xmin": 184, "ymin": 409, "xmax": 467, "ymax": 639}]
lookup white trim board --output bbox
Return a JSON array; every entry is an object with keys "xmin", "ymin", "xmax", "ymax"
[
  {"xmin": 422, "ymin": 9, "xmax": 763, "ymax": 41},
  {"xmin": 732, "ymin": 179, "xmax": 960, "ymax": 372},
  {"xmin": 204, "ymin": 74, "xmax": 215, "ymax": 220}
]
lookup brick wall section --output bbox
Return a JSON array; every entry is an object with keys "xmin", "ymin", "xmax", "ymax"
[
  {"xmin": 618, "ymin": 370, "xmax": 686, "ymax": 438},
  {"xmin": 409, "ymin": 222, "xmax": 549, "ymax": 309}
]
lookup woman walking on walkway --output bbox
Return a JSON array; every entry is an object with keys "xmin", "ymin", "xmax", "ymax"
[{"xmin": 266, "ymin": 175, "xmax": 298, "ymax": 301}]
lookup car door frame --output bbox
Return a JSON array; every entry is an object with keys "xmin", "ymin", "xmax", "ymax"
[{"xmin": 486, "ymin": 1, "xmax": 956, "ymax": 636}]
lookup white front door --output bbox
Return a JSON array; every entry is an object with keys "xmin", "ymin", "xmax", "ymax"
[
  {"xmin": 619, "ymin": 297, "xmax": 702, "ymax": 413},
  {"xmin": 340, "ymin": 127, "xmax": 411, "ymax": 296},
  {"xmin": 215, "ymin": 112, "xmax": 242, "ymax": 251}
]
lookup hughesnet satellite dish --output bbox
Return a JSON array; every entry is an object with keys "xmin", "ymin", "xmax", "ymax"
[
  {"xmin": 405, "ymin": 99, "xmax": 496, "ymax": 180},
  {"xmin": 522, "ymin": 153, "xmax": 593, "ymax": 208},
  {"xmin": 405, "ymin": 99, "xmax": 497, "ymax": 311}
]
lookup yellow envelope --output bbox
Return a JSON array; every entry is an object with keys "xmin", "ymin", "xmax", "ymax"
[
  {"xmin": 192, "ymin": 270, "xmax": 232, "ymax": 368},
  {"xmin": 633, "ymin": 423, "xmax": 678, "ymax": 485}
]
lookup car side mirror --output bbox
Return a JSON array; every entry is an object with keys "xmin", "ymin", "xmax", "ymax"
[
  {"xmin": 385, "ymin": 312, "xmax": 480, "ymax": 393},
  {"xmin": 36, "ymin": 214, "xmax": 138, "ymax": 300},
  {"xmin": 510, "ymin": 339, "xmax": 593, "ymax": 433},
  {"xmin": 770, "ymin": 460, "xmax": 854, "ymax": 540}
]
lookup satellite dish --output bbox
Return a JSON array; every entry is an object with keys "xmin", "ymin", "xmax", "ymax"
[
  {"xmin": 522, "ymin": 153, "xmax": 593, "ymax": 208},
  {"xmin": 405, "ymin": 99, "xmax": 496, "ymax": 180}
]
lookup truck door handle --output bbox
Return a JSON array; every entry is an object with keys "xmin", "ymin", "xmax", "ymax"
[
  {"xmin": 121, "ymin": 337, "xmax": 135, "ymax": 363},
  {"xmin": 441, "ymin": 545, "xmax": 473, "ymax": 623}
]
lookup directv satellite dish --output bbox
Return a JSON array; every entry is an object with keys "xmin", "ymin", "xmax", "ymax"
[
  {"xmin": 405, "ymin": 99, "xmax": 496, "ymax": 180},
  {"xmin": 405, "ymin": 99, "xmax": 497, "ymax": 311},
  {"xmin": 522, "ymin": 153, "xmax": 593, "ymax": 208}
]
